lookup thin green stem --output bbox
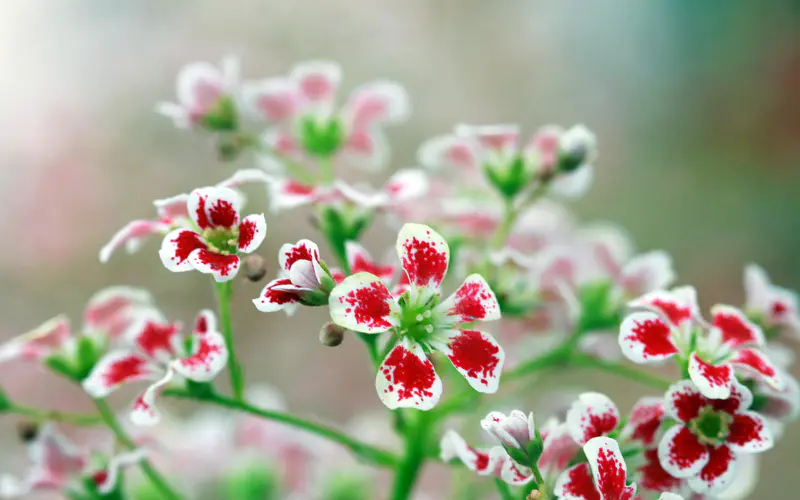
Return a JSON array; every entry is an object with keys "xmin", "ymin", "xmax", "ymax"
[
  {"xmin": 569, "ymin": 353, "xmax": 671, "ymax": 390},
  {"xmin": 164, "ymin": 389, "xmax": 397, "ymax": 468},
  {"xmin": 93, "ymin": 399, "xmax": 181, "ymax": 500},
  {"xmin": 214, "ymin": 280, "xmax": 245, "ymax": 402},
  {"xmin": 319, "ymin": 156, "xmax": 334, "ymax": 186},
  {"xmin": 6, "ymin": 405, "xmax": 103, "ymax": 426},
  {"xmin": 490, "ymin": 197, "xmax": 518, "ymax": 249},
  {"xmin": 493, "ymin": 478, "xmax": 514, "ymax": 500},
  {"xmin": 390, "ymin": 410, "xmax": 431, "ymax": 500}
]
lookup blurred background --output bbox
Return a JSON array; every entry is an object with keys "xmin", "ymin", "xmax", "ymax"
[{"xmin": 1, "ymin": 0, "xmax": 798, "ymax": 498}]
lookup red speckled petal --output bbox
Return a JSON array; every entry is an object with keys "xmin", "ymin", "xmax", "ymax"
[
  {"xmin": 159, "ymin": 229, "xmax": 207, "ymax": 272},
  {"xmin": 189, "ymin": 249, "xmax": 240, "ymax": 283},
  {"xmin": 437, "ymin": 274, "xmax": 501, "ymax": 324},
  {"xmin": 539, "ymin": 420, "xmax": 581, "ymax": 473},
  {"xmin": 329, "ymin": 272, "xmax": 398, "ymax": 334},
  {"xmin": 237, "ymin": 214, "xmax": 267, "ymax": 253},
  {"xmin": 636, "ymin": 448, "xmax": 682, "ymax": 493},
  {"xmin": 376, "ymin": 339, "xmax": 442, "ymax": 410},
  {"xmin": 279, "ymin": 239, "xmax": 321, "ymax": 273},
  {"xmin": 686, "ymin": 444, "xmax": 737, "ymax": 495},
  {"xmin": 192, "ymin": 309, "xmax": 217, "ymax": 336},
  {"xmin": 195, "ymin": 186, "xmax": 242, "ymax": 229},
  {"xmin": 730, "ymin": 348, "xmax": 783, "ymax": 390},
  {"xmin": 711, "ymin": 305, "xmax": 765, "ymax": 348},
  {"xmin": 584, "ymin": 436, "xmax": 635, "ymax": 500},
  {"xmin": 126, "ymin": 318, "xmax": 182, "ymax": 362},
  {"xmin": 628, "ymin": 287, "xmax": 697, "ymax": 328},
  {"xmin": 440, "ymin": 329, "xmax": 504, "ymax": 394},
  {"xmin": 187, "ymin": 187, "xmax": 213, "ymax": 230},
  {"xmin": 99, "ymin": 219, "xmax": 171, "ymax": 263},
  {"xmin": 726, "ymin": 411, "xmax": 773, "ymax": 453},
  {"xmin": 621, "ymin": 397, "xmax": 665, "ymax": 446},
  {"xmin": 618, "ymin": 311, "xmax": 679, "ymax": 363},
  {"xmin": 439, "ymin": 429, "xmax": 505, "ymax": 476},
  {"xmin": 82, "ymin": 351, "xmax": 161, "ymax": 398},
  {"xmin": 83, "ymin": 286, "xmax": 155, "ymax": 338},
  {"xmin": 500, "ymin": 457, "xmax": 535, "ymax": 486},
  {"xmin": 689, "ymin": 353, "xmax": 734, "ymax": 400},
  {"xmin": 130, "ymin": 369, "xmax": 174, "ymax": 426},
  {"xmin": 345, "ymin": 241, "xmax": 397, "ymax": 283},
  {"xmin": 253, "ymin": 278, "xmax": 302, "ymax": 313},
  {"xmin": 268, "ymin": 179, "xmax": 320, "ymax": 212},
  {"xmin": 173, "ymin": 330, "xmax": 227, "ymax": 382},
  {"xmin": 710, "ymin": 378, "xmax": 753, "ymax": 415},
  {"xmin": 554, "ymin": 463, "xmax": 601, "ymax": 500},
  {"xmin": 657, "ymin": 425, "xmax": 710, "ymax": 478},
  {"xmin": 396, "ymin": 223, "xmax": 450, "ymax": 289},
  {"xmin": 665, "ymin": 380, "xmax": 707, "ymax": 423},
  {"xmin": 566, "ymin": 392, "xmax": 620, "ymax": 445}
]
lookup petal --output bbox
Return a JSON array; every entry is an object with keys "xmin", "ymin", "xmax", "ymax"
[
  {"xmin": 82, "ymin": 351, "xmax": 161, "ymax": 398},
  {"xmin": 99, "ymin": 220, "xmax": 171, "ymax": 263},
  {"xmin": 216, "ymin": 168, "xmax": 275, "ymax": 189},
  {"xmin": 268, "ymin": 179, "xmax": 319, "ymax": 212},
  {"xmin": 153, "ymin": 193, "xmax": 190, "ymax": 221},
  {"xmin": 376, "ymin": 339, "xmax": 442, "ymax": 410},
  {"xmin": 262, "ymin": 128, "xmax": 303, "ymax": 160},
  {"xmin": 618, "ymin": 311, "xmax": 679, "ymax": 363},
  {"xmin": 437, "ymin": 274, "xmax": 501, "ymax": 324},
  {"xmin": 711, "ymin": 305, "xmax": 765, "ymax": 348},
  {"xmin": 686, "ymin": 445, "xmax": 737, "ymax": 495},
  {"xmin": 584, "ymin": 436, "xmax": 633, "ymax": 500},
  {"xmin": 539, "ymin": 420, "xmax": 581, "ymax": 472},
  {"xmin": 176, "ymin": 61, "xmax": 224, "ymax": 110},
  {"xmin": 523, "ymin": 124, "xmax": 563, "ymax": 171},
  {"xmin": 628, "ymin": 287, "xmax": 698, "ymax": 328},
  {"xmin": 730, "ymin": 348, "xmax": 783, "ymax": 390},
  {"xmin": 130, "ymin": 369, "xmax": 174, "ymax": 426},
  {"xmin": 726, "ymin": 411, "xmax": 773, "ymax": 453},
  {"xmin": 417, "ymin": 134, "xmax": 480, "ymax": 171},
  {"xmin": 455, "ymin": 123, "xmax": 519, "ymax": 154},
  {"xmin": 83, "ymin": 286, "xmax": 155, "ymax": 338},
  {"xmin": 290, "ymin": 60, "xmax": 341, "ymax": 105},
  {"xmin": 126, "ymin": 318, "xmax": 182, "ymax": 362},
  {"xmin": 500, "ymin": 458, "xmax": 535, "ymax": 486},
  {"xmin": 383, "ymin": 169, "xmax": 429, "ymax": 203},
  {"xmin": 554, "ymin": 463, "xmax": 600, "ymax": 500},
  {"xmin": 617, "ymin": 250, "xmax": 675, "ymax": 298},
  {"xmin": 0, "ymin": 316, "xmax": 70, "ymax": 364},
  {"xmin": 341, "ymin": 128, "xmax": 389, "ymax": 170},
  {"xmin": 636, "ymin": 448, "xmax": 682, "ymax": 493},
  {"xmin": 93, "ymin": 449, "xmax": 147, "ymax": 494},
  {"xmin": 665, "ymin": 380, "xmax": 707, "ymax": 423},
  {"xmin": 329, "ymin": 273, "xmax": 398, "ymax": 334},
  {"xmin": 621, "ymin": 397, "xmax": 665, "ymax": 446},
  {"xmin": 237, "ymin": 214, "xmax": 267, "ymax": 253},
  {"xmin": 345, "ymin": 241, "xmax": 396, "ymax": 283},
  {"xmin": 253, "ymin": 278, "xmax": 302, "ymax": 313},
  {"xmin": 279, "ymin": 239, "xmax": 322, "ymax": 273},
  {"xmin": 396, "ymin": 223, "xmax": 450, "ymax": 289},
  {"xmin": 657, "ymin": 425, "xmax": 710, "ymax": 478},
  {"xmin": 173, "ymin": 331, "xmax": 228, "ymax": 382},
  {"xmin": 689, "ymin": 354, "xmax": 734, "ymax": 400},
  {"xmin": 710, "ymin": 378, "xmax": 754, "ymax": 415},
  {"xmin": 189, "ymin": 249, "xmax": 240, "ymax": 283},
  {"xmin": 550, "ymin": 165, "xmax": 595, "ymax": 199},
  {"xmin": 242, "ymin": 77, "xmax": 299, "ymax": 122},
  {"xmin": 439, "ymin": 330, "xmax": 504, "ymax": 394},
  {"xmin": 203, "ymin": 186, "xmax": 243, "ymax": 229},
  {"xmin": 439, "ymin": 430, "xmax": 504, "ymax": 475},
  {"xmin": 288, "ymin": 259, "xmax": 320, "ymax": 289},
  {"xmin": 30, "ymin": 425, "xmax": 86, "ymax": 477},
  {"xmin": 343, "ymin": 80, "xmax": 410, "ymax": 130},
  {"xmin": 480, "ymin": 410, "xmax": 534, "ymax": 450},
  {"xmin": 159, "ymin": 229, "xmax": 207, "ymax": 272},
  {"xmin": 192, "ymin": 309, "xmax": 217, "ymax": 336},
  {"xmin": 566, "ymin": 392, "xmax": 621, "ymax": 445}
]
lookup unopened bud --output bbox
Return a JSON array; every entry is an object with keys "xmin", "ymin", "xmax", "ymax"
[
  {"xmin": 17, "ymin": 422, "xmax": 39, "ymax": 442},
  {"xmin": 557, "ymin": 124, "xmax": 597, "ymax": 173},
  {"xmin": 319, "ymin": 323, "xmax": 346, "ymax": 347},
  {"xmin": 243, "ymin": 254, "xmax": 268, "ymax": 282}
]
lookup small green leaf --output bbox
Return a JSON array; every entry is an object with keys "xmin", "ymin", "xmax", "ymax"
[
  {"xmin": 0, "ymin": 385, "xmax": 10, "ymax": 412},
  {"xmin": 299, "ymin": 116, "xmax": 344, "ymax": 158},
  {"xmin": 201, "ymin": 96, "xmax": 239, "ymax": 132}
]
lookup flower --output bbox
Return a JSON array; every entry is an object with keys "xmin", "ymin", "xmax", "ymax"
[
  {"xmin": 253, "ymin": 239, "xmax": 335, "ymax": 315},
  {"xmin": 328, "ymin": 223, "xmax": 503, "ymax": 410},
  {"xmin": 743, "ymin": 263, "xmax": 800, "ymax": 338},
  {"xmin": 159, "ymin": 186, "xmax": 267, "ymax": 282},
  {"xmin": 554, "ymin": 436, "xmax": 637, "ymax": 500},
  {"xmin": 156, "ymin": 56, "xmax": 240, "ymax": 131},
  {"xmin": 619, "ymin": 286, "xmax": 784, "ymax": 399},
  {"xmin": 0, "ymin": 315, "xmax": 70, "ymax": 365},
  {"xmin": 0, "ymin": 425, "xmax": 145, "ymax": 498},
  {"xmin": 480, "ymin": 410, "xmax": 537, "ymax": 452},
  {"xmin": 82, "ymin": 309, "xmax": 228, "ymax": 426},
  {"xmin": 83, "ymin": 286, "xmax": 160, "ymax": 339},
  {"xmin": 657, "ymin": 379, "xmax": 773, "ymax": 494},
  {"xmin": 244, "ymin": 60, "xmax": 409, "ymax": 169},
  {"xmin": 566, "ymin": 392, "xmax": 622, "ymax": 446}
]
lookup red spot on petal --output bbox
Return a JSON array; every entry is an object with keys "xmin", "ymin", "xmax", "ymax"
[
  {"xmin": 727, "ymin": 414, "xmax": 766, "ymax": 449},
  {"xmin": 668, "ymin": 426, "xmax": 708, "ymax": 471},
  {"xmin": 449, "ymin": 280, "xmax": 494, "ymax": 322},
  {"xmin": 671, "ymin": 387, "xmax": 707, "ymax": 422},
  {"xmin": 208, "ymin": 199, "xmax": 238, "ymax": 228},
  {"xmin": 401, "ymin": 236, "xmax": 448, "ymax": 288},
  {"xmin": 447, "ymin": 330, "xmax": 500, "ymax": 385},
  {"xmin": 696, "ymin": 445, "xmax": 734, "ymax": 485},
  {"xmin": 194, "ymin": 195, "xmax": 211, "ymax": 229},
  {"xmin": 342, "ymin": 282, "xmax": 393, "ymax": 330},
  {"xmin": 714, "ymin": 311, "xmax": 758, "ymax": 347},
  {"xmin": 771, "ymin": 301, "xmax": 788, "ymax": 317},
  {"xmin": 651, "ymin": 298, "xmax": 691, "ymax": 326},
  {"xmin": 383, "ymin": 345, "xmax": 437, "ymax": 403},
  {"xmin": 195, "ymin": 250, "xmax": 239, "ymax": 277},
  {"xmin": 195, "ymin": 316, "xmax": 208, "ymax": 335},
  {"xmin": 238, "ymin": 218, "xmax": 257, "ymax": 250},
  {"xmin": 637, "ymin": 448, "xmax": 682, "ymax": 492},
  {"xmin": 594, "ymin": 445, "xmax": 628, "ymax": 500},
  {"xmin": 181, "ymin": 338, "xmax": 222, "ymax": 371},
  {"xmin": 284, "ymin": 243, "xmax": 318, "ymax": 271},
  {"xmin": 91, "ymin": 470, "xmax": 109, "ymax": 486},
  {"xmin": 732, "ymin": 348, "xmax": 776, "ymax": 380},
  {"xmin": 693, "ymin": 356, "xmax": 733, "ymax": 390},
  {"xmin": 104, "ymin": 356, "xmax": 149, "ymax": 387},
  {"xmin": 627, "ymin": 318, "xmax": 678, "ymax": 358},
  {"xmin": 628, "ymin": 404, "xmax": 664, "ymax": 445},
  {"xmin": 351, "ymin": 254, "xmax": 395, "ymax": 281},
  {"xmin": 262, "ymin": 279, "xmax": 300, "ymax": 305},
  {"xmin": 284, "ymin": 182, "xmax": 316, "ymax": 196},
  {"xmin": 561, "ymin": 464, "xmax": 600, "ymax": 500},
  {"xmin": 135, "ymin": 321, "xmax": 179, "ymax": 359},
  {"xmin": 170, "ymin": 231, "xmax": 207, "ymax": 264}
]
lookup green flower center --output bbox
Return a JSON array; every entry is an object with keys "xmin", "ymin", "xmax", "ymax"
[
  {"xmin": 203, "ymin": 227, "xmax": 239, "ymax": 255},
  {"xmin": 396, "ymin": 292, "xmax": 441, "ymax": 342},
  {"xmin": 689, "ymin": 405, "xmax": 732, "ymax": 445}
]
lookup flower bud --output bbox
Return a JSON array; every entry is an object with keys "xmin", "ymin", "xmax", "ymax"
[
  {"xmin": 481, "ymin": 410, "xmax": 541, "ymax": 466},
  {"xmin": 557, "ymin": 125, "xmax": 597, "ymax": 173},
  {"xmin": 319, "ymin": 322, "xmax": 346, "ymax": 347},
  {"xmin": 17, "ymin": 421, "xmax": 39, "ymax": 442},
  {"xmin": 243, "ymin": 254, "xmax": 268, "ymax": 282}
]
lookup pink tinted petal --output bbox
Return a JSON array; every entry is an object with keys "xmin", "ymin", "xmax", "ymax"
[
  {"xmin": 288, "ymin": 259, "xmax": 321, "ymax": 289},
  {"xmin": 93, "ymin": 449, "xmax": 147, "ymax": 494},
  {"xmin": 176, "ymin": 62, "xmax": 224, "ymax": 114},
  {"xmin": 711, "ymin": 305, "xmax": 765, "ymax": 348},
  {"xmin": 153, "ymin": 193, "xmax": 190, "ymax": 221},
  {"xmin": 189, "ymin": 249, "xmax": 240, "ymax": 283},
  {"xmin": 83, "ymin": 286, "xmax": 155, "ymax": 338},
  {"xmin": 342, "ymin": 128, "xmax": 388, "ymax": 169},
  {"xmin": 566, "ymin": 393, "xmax": 620, "ymax": 445},
  {"xmin": 383, "ymin": 169, "xmax": 429, "ymax": 203},
  {"xmin": 0, "ymin": 316, "xmax": 70, "ymax": 364},
  {"xmin": 268, "ymin": 178, "xmax": 320, "ymax": 212},
  {"xmin": 539, "ymin": 421, "xmax": 581, "ymax": 472},
  {"xmin": 187, "ymin": 188, "xmax": 213, "ymax": 230},
  {"xmin": 280, "ymin": 239, "xmax": 321, "ymax": 273},
  {"xmin": 329, "ymin": 273, "xmax": 398, "ymax": 334},
  {"xmin": 636, "ymin": 448, "xmax": 682, "ymax": 493},
  {"xmin": 440, "ymin": 330, "xmax": 504, "ymax": 394},
  {"xmin": 237, "ymin": 214, "xmax": 267, "ymax": 253},
  {"xmin": 584, "ymin": 437, "xmax": 633, "ymax": 500},
  {"xmin": 657, "ymin": 425, "xmax": 710, "ymax": 478},
  {"xmin": 127, "ymin": 318, "xmax": 182, "ymax": 362},
  {"xmin": 726, "ymin": 412, "xmax": 773, "ymax": 453},
  {"xmin": 437, "ymin": 274, "xmax": 501, "ymax": 324},
  {"xmin": 159, "ymin": 229, "xmax": 207, "ymax": 272},
  {"xmin": 344, "ymin": 81, "xmax": 409, "ymax": 129},
  {"xmin": 618, "ymin": 311, "xmax": 679, "ymax": 363},
  {"xmin": 730, "ymin": 348, "xmax": 783, "ymax": 390},
  {"xmin": 216, "ymin": 168, "xmax": 275, "ymax": 189},
  {"xmin": 689, "ymin": 354, "xmax": 734, "ymax": 400},
  {"xmin": 376, "ymin": 339, "xmax": 442, "ymax": 410},
  {"xmin": 99, "ymin": 220, "xmax": 171, "ymax": 263},
  {"xmin": 396, "ymin": 223, "xmax": 450, "ymax": 289},
  {"xmin": 621, "ymin": 397, "xmax": 665, "ymax": 446},
  {"xmin": 710, "ymin": 378, "xmax": 753, "ymax": 415},
  {"xmin": 629, "ymin": 287, "xmax": 697, "ymax": 328},
  {"xmin": 480, "ymin": 410, "xmax": 535, "ymax": 450},
  {"xmin": 417, "ymin": 134, "xmax": 480, "ymax": 171},
  {"xmin": 173, "ymin": 331, "xmax": 227, "ymax": 382},
  {"xmin": 665, "ymin": 380, "xmax": 707, "ymax": 423},
  {"xmin": 290, "ymin": 60, "xmax": 341, "ymax": 104},
  {"xmin": 554, "ymin": 463, "xmax": 600, "ymax": 500},
  {"xmin": 456, "ymin": 123, "xmax": 519, "ymax": 154},
  {"xmin": 345, "ymin": 242, "xmax": 396, "ymax": 282},
  {"xmin": 82, "ymin": 351, "xmax": 160, "ymax": 398},
  {"xmin": 244, "ymin": 77, "xmax": 299, "ymax": 122},
  {"xmin": 686, "ymin": 445, "xmax": 737, "ymax": 495},
  {"xmin": 439, "ymin": 430, "xmax": 504, "ymax": 476},
  {"xmin": 253, "ymin": 278, "xmax": 302, "ymax": 313},
  {"xmin": 130, "ymin": 369, "xmax": 174, "ymax": 426},
  {"xmin": 202, "ymin": 186, "xmax": 243, "ymax": 229},
  {"xmin": 262, "ymin": 128, "xmax": 303, "ymax": 159},
  {"xmin": 524, "ymin": 125, "xmax": 563, "ymax": 171},
  {"xmin": 31, "ymin": 425, "xmax": 86, "ymax": 479},
  {"xmin": 617, "ymin": 250, "xmax": 675, "ymax": 297}
]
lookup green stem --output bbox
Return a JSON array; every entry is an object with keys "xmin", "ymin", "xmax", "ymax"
[
  {"xmin": 569, "ymin": 353, "xmax": 671, "ymax": 390},
  {"xmin": 390, "ymin": 411, "xmax": 431, "ymax": 500},
  {"xmin": 93, "ymin": 399, "xmax": 181, "ymax": 500},
  {"xmin": 494, "ymin": 478, "xmax": 514, "ymax": 500},
  {"xmin": 319, "ymin": 156, "xmax": 334, "ymax": 186},
  {"xmin": 490, "ymin": 197, "xmax": 518, "ymax": 249},
  {"xmin": 214, "ymin": 281, "xmax": 245, "ymax": 402},
  {"xmin": 6, "ymin": 405, "xmax": 103, "ymax": 426},
  {"xmin": 164, "ymin": 389, "xmax": 397, "ymax": 468}
]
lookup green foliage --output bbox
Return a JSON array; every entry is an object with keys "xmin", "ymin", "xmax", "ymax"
[
  {"xmin": 0, "ymin": 385, "xmax": 9, "ymax": 412},
  {"xmin": 200, "ymin": 96, "xmax": 239, "ymax": 132},
  {"xmin": 323, "ymin": 473, "xmax": 373, "ymax": 500},
  {"xmin": 483, "ymin": 157, "xmax": 535, "ymax": 201},
  {"xmin": 219, "ymin": 463, "xmax": 282, "ymax": 500},
  {"xmin": 299, "ymin": 116, "xmax": 344, "ymax": 158}
]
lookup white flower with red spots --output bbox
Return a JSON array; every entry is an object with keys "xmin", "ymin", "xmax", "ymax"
[
  {"xmin": 657, "ymin": 379, "xmax": 773, "ymax": 494},
  {"xmin": 0, "ymin": 425, "xmax": 145, "ymax": 498},
  {"xmin": 620, "ymin": 286, "xmax": 784, "ymax": 399},
  {"xmin": 244, "ymin": 61, "xmax": 409, "ymax": 169},
  {"xmin": 253, "ymin": 239, "xmax": 335, "ymax": 315},
  {"xmin": 328, "ymin": 223, "xmax": 503, "ymax": 410},
  {"xmin": 554, "ymin": 436, "xmax": 637, "ymax": 500},
  {"xmin": 156, "ymin": 57, "xmax": 240, "ymax": 131},
  {"xmin": 439, "ymin": 430, "xmax": 535, "ymax": 486},
  {"xmin": 744, "ymin": 263, "xmax": 800, "ymax": 339},
  {"xmin": 159, "ymin": 186, "xmax": 267, "ymax": 282},
  {"xmin": 82, "ymin": 310, "xmax": 227, "ymax": 426}
]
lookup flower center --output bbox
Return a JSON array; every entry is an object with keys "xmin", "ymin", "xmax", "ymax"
[
  {"xmin": 203, "ymin": 227, "xmax": 239, "ymax": 255},
  {"xmin": 689, "ymin": 405, "xmax": 732, "ymax": 445},
  {"xmin": 396, "ymin": 291, "xmax": 441, "ymax": 342}
]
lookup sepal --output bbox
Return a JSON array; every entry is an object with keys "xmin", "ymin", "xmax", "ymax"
[{"xmin": 299, "ymin": 116, "xmax": 345, "ymax": 157}]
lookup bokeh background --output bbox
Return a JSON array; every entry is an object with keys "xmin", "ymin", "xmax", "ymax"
[{"xmin": 1, "ymin": 1, "xmax": 798, "ymax": 498}]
